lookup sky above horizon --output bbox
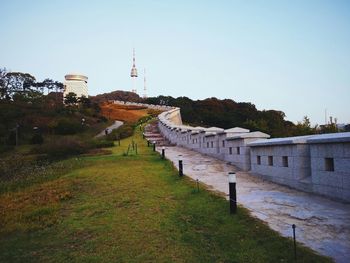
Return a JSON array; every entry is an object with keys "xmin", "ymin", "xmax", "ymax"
[{"xmin": 1, "ymin": 0, "xmax": 349, "ymax": 125}]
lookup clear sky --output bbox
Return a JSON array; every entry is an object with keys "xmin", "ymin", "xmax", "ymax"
[{"xmin": 1, "ymin": 0, "xmax": 349, "ymax": 125}]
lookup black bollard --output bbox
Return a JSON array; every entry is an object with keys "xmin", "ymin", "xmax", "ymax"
[
  {"xmin": 153, "ymin": 142, "xmax": 156, "ymax": 152},
  {"xmin": 147, "ymin": 140, "xmax": 150, "ymax": 147},
  {"xmin": 161, "ymin": 147, "xmax": 165, "ymax": 159},
  {"xmin": 179, "ymin": 159, "xmax": 183, "ymax": 177},
  {"xmin": 292, "ymin": 224, "xmax": 297, "ymax": 261},
  {"xmin": 228, "ymin": 172, "xmax": 237, "ymax": 214}
]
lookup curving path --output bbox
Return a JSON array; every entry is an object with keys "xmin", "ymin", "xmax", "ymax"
[{"xmin": 95, "ymin": 120, "xmax": 124, "ymax": 138}]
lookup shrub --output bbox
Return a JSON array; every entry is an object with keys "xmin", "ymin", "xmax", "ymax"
[
  {"xmin": 0, "ymin": 145, "xmax": 14, "ymax": 154},
  {"xmin": 31, "ymin": 133, "xmax": 44, "ymax": 144},
  {"xmin": 32, "ymin": 137, "xmax": 88, "ymax": 159},
  {"xmin": 137, "ymin": 115, "xmax": 153, "ymax": 126},
  {"xmin": 54, "ymin": 118, "xmax": 83, "ymax": 135},
  {"xmin": 88, "ymin": 139, "xmax": 114, "ymax": 148},
  {"xmin": 105, "ymin": 124, "xmax": 134, "ymax": 141}
]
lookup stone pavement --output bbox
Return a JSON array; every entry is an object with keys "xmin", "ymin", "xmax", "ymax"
[{"xmin": 157, "ymin": 145, "xmax": 350, "ymax": 263}]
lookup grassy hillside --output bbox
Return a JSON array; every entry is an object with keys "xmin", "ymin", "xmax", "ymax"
[
  {"xmin": 0, "ymin": 125, "xmax": 331, "ymax": 262},
  {"xmin": 99, "ymin": 102, "xmax": 151, "ymax": 123}
]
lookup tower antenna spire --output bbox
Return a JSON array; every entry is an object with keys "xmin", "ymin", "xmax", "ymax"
[{"xmin": 130, "ymin": 48, "xmax": 138, "ymax": 94}]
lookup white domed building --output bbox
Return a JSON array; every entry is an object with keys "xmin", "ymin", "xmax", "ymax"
[{"xmin": 63, "ymin": 73, "xmax": 88, "ymax": 99}]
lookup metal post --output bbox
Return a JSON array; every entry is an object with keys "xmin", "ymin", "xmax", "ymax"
[
  {"xmin": 229, "ymin": 172, "xmax": 237, "ymax": 214},
  {"xmin": 161, "ymin": 147, "xmax": 165, "ymax": 159},
  {"xmin": 179, "ymin": 159, "xmax": 183, "ymax": 177},
  {"xmin": 153, "ymin": 142, "xmax": 156, "ymax": 152},
  {"xmin": 147, "ymin": 140, "xmax": 150, "ymax": 147},
  {"xmin": 292, "ymin": 224, "xmax": 297, "ymax": 261}
]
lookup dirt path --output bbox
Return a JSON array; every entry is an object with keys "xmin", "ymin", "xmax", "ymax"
[{"xmin": 158, "ymin": 145, "xmax": 350, "ymax": 263}]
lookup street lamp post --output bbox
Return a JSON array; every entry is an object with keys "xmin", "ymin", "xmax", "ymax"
[
  {"xmin": 162, "ymin": 146, "xmax": 165, "ymax": 159},
  {"xmin": 179, "ymin": 155, "xmax": 183, "ymax": 177},
  {"xmin": 229, "ymin": 172, "xmax": 237, "ymax": 214}
]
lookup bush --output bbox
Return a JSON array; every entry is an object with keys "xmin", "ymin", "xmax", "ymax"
[
  {"xmin": 32, "ymin": 137, "xmax": 89, "ymax": 159},
  {"xmin": 137, "ymin": 115, "xmax": 153, "ymax": 126},
  {"xmin": 88, "ymin": 139, "xmax": 114, "ymax": 148},
  {"xmin": 54, "ymin": 118, "xmax": 83, "ymax": 135},
  {"xmin": 0, "ymin": 145, "xmax": 14, "ymax": 154},
  {"xmin": 31, "ymin": 133, "xmax": 44, "ymax": 144},
  {"xmin": 105, "ymin": 124, "xmax": 134, "ymax": 141}
]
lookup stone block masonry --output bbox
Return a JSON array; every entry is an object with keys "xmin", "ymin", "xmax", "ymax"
[
  {"xmin": 155, "ymin": 103, "xmax": 350, "ymax": 203},
  {"xmin": 112, "ymin": 100, "xmax": 350, "ymax": 202}
]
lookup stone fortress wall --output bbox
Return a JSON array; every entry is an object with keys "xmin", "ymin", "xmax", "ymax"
[{"xmin": 114, "ymin": 101, "xmax": 350, "ymax": 202}]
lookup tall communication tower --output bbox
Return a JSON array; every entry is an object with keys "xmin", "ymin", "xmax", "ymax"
[
  {"xmin": 130, "ymin": 48, "xmax": 138, "ymax": 94},
  {"xmin": 143, "ymin": 68, "xmax": 147, "ymax": 99}
]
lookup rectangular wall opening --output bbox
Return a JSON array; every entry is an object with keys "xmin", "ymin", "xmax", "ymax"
[
  {"xmin": 325, "ymin": 158, "xmax": 334, "ymax": 171},
  {"xmin": 268, "ymin": 156, "xmax": 273, "ymax": 166},
  {"xmin": 236, "ymin": 147, "xmax": 240, "ymax": 155},
  {"xmin": 229, "ymin": 147, "xmax": 232, "ymax": 155},
  {"xmin": 257, "ymin": 155, "xmax": 261, "ymax": 165},
  {"xmin": 282, "ymin": 156, "xmax": 288, "ymax": 167},
  {"xmin": 222, "ymin": 141, "xmax": 225, "ymax": 147},
  {"xmin": 211, "ymin": 142, "xmax": 214, "ymax": 148}
]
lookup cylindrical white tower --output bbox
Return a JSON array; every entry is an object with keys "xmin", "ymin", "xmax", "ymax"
[{"xmin": 63, "ymin": 73, "xmax": 88, "ymax": 98}]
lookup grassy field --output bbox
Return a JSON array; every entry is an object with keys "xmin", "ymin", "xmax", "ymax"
[{"xmin": 0, "ymin": 126, "xmax": 331, "ymax": 262}]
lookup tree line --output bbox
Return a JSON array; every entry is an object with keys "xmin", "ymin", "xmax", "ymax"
[
  {"xmin": 0, "ymin": 68, "xmax": 104, "ymax": 150},
  {"xmin": 0, "ymin": 68, "xmax": 63, "ymax": 101},
  {"xmin": 144, "ymin": 95, "xmax": 344, "ymax": 137}
]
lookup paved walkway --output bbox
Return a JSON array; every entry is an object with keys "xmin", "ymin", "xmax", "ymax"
[
  {"xmin": 158, "ymin": 146, "xmax": 350, "ymax": 263},
  {"xmin": 95, "ymin": 120, "xmax": 124, "ymax": 138}
]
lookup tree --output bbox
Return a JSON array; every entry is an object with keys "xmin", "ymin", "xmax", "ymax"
[
  {"xmin": 294, "ymin": 116, "xmax": 316, "ymax": 136},
  {"xmin": 64, "ymin": 92, "xmax": 78, "ymax": 105},
  {"xmin": 78, "ymin": 95, "xmax": 91, "ymax": 108},
  {"xmin": 0, "ymin": 67, "xmax": 9, "ymax": 99},
  {"xmin": 36, "ymin": 78, "xmax": 63, "ymax": 94},
  {"xmin": 0, "ymin": 70, "xmax": 37, "ymax": 99},
  {"xmin": 344, "ymin": 124, "xmax": 350, "ymax": 132}
]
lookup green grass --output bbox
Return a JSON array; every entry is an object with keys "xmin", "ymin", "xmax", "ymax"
[{"xmin": 0, "ymin": 126, "xmax": 332, "ymax": 262}]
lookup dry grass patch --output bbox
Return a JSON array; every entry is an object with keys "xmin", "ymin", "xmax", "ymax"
[
  {"xmin": 100, "ymin": 102, "xmax": 150, "ymax": 122},
  {"xmin": 0, "ymin": 179, "xmax": 73, "ymax": 233}
]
